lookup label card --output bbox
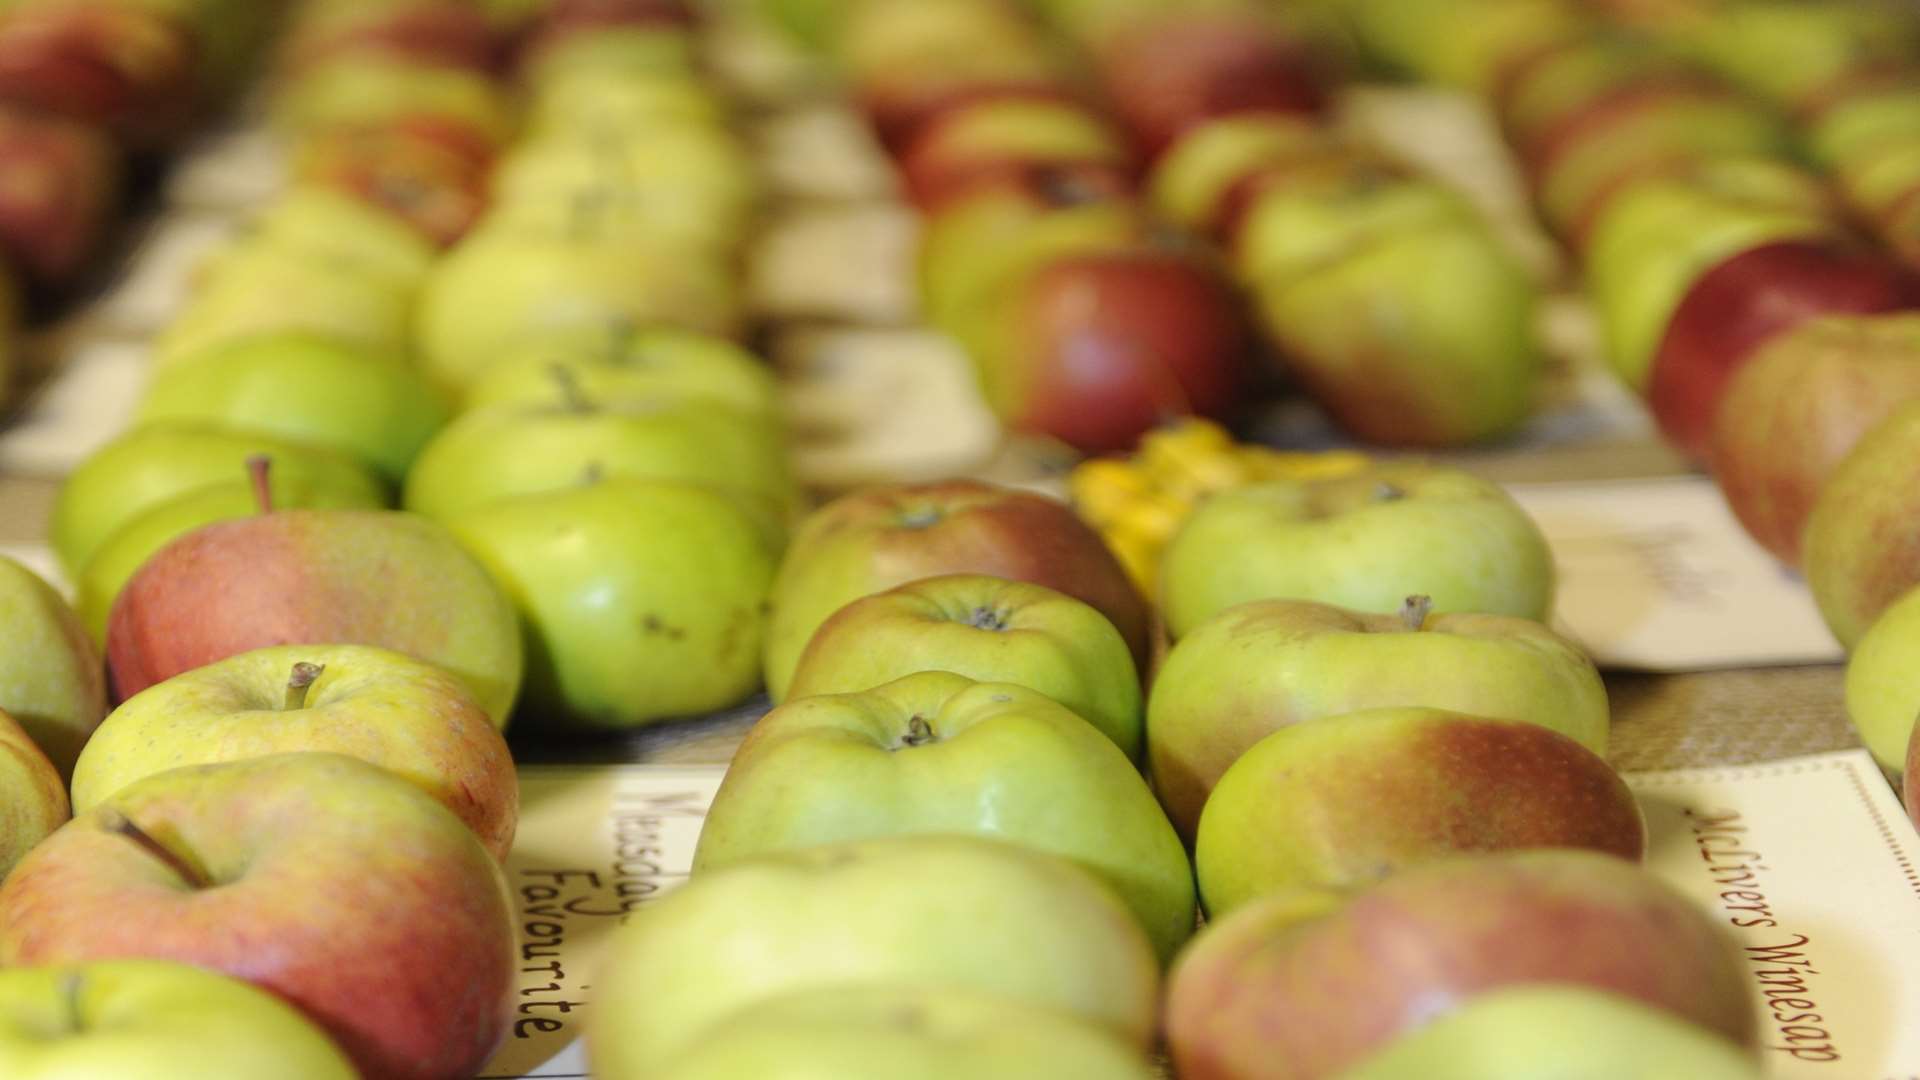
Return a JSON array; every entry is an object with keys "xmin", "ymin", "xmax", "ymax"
[{"xmin": 1509, "ymin": 476, "xmax": 1843, "ymax": 672}]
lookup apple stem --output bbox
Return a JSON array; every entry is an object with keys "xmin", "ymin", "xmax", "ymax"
[
  {"xmin": 99, "ymin": 809, "xmax": 213, "ymax": 890},
  {"xmin": 61, "ymin": 972, "xmax": 84, "ymax": 1033},
  {"xmin": 1400, "ymin": 595, "xmax": 1433, "ymax": 631},
  {"xmin": 246, "ymin": 454, "xmax": 274, "ymax": 514},
  {"xmin": 549, "ymin": 363, "xmax": 593, "ymax": 413},
  {"xmin": 902, "ymin": 715, "xmax": 937, "ymax": 748},
  {"xmin": 284, "ymin": 662, "xmax": 325, "ymax": 710}
]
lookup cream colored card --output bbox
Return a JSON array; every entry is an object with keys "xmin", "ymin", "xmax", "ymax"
[
  {"xmin": 0, "ymin": 340, "xmax": 147, "ymax": 478},
  {"xmin": 1627, "ymin": 750, "xmax": 1920, "ymax": 1077},
  {"xmin": 1509, "ymin": 475, "xmax": 1843, "ymax": 672},
  {"xmin": 478, "ymin": 765, "xmax": 726, "ymax": 1079}
]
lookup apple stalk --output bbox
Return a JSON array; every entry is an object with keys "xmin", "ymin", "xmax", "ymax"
[{"xmin": 100, "ymin": 809, "xmax": 212, "ymax": 890}]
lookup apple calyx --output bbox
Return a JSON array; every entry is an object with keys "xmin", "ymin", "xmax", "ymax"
[
  {"xmin": 99, "ymin": 809, "xmax": 214, "ymax": 890},
  {"xmin": 1399, "ymin": 595, "xmax": 1434, "ymax": 632},
  {"xmin": 897, "ymin": 715, "xmax": 939, "ymax": 749},
  {"xmin": 284, "ymin": 661, "xmax": 325, "ymax": 710},
  {"xmin": 246, "ymin": 454, "xmax": 274, "ymax": 514},
  {"xmin": 60, "ymin": 972, "xmax": 84, "ymax": 1034},
  {"xmin": 966, "ymin": 605, "xmax": 1011, "ymax": 631}
]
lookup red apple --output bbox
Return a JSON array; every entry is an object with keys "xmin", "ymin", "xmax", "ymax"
[
  {"xmin": 0, "ymin": 104, "xmax": 119, "ymax": 285},
  {"xmin": 1710, "ymin": 313, "xmax": 1920, "ymax": 565},
  {"xmin": 0, "ymin": 2, "xmax": 198, "ymax": 146},
  {"xmin": 1647, "ymin": 239, "xmax": 1920, "ymax": 463}
]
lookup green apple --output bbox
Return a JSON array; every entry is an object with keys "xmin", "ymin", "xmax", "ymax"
[
  {"xmin": 1159, "ymin": 462, "xmax": 1555, "ymax": 639},
  {"xmin": 230, "ymin": 187, "xmax": 437, "ymax": 288},
  {"xmin": 694, "ymin": 671, "xmax": 1192, "ymax": 960},
  {"xmin": 136, "ymin": 332, "xmax": 449, "ymax": 485},
  {"xmin": 1233, "ymin": 162, "xmax": 1476, "ymax": 286},
  {"xmin": 51, "ymin": 425, "xmax": 388, "ymax": 584},
  {"xmin": 0, "ymin": 753, "xmax": 517, "ymax": 1080},
  {"xmin": 458, "ymin": 323, "xmax": 781, "ymax": 418},
  {"xmin": 1338, "ymin": 985, "xmax": 1763, "ymax": 1080},
  {"xmin": 1809, "ymin": 85, "xmax": 1920, "ymax": 170},
  {"xmin": 786, "ymin": 574, "xmax": 1142, "ymax": 758},
  {"xmin": 1194, "ymin": 706, "xmax": 1644, "ymax": 916},
  {"xmin": 0, "ymin": 554, "xmax": 105, "ymax": 776},
  {"xmin": 1147, "ymin": 595, "xmax": 1607, "ymax": 840},
  {"xmin": 152, "ymin": 245, "xmax": 418, "ymax": 369},
  {"xmin": 1845, "ymin": 584, "xmax": 1920, "ymax": 775},
  {"xmin": 0, "ymin": 960, "xmax": 357, "ymax": 1079},
  {"xmin": 1803, "ymin": 397, "xmax": 1920, "ymax": 647},
  {"xmin": 646, "ymin": 986, "xmax": 1156, "ymax": 1080},
  {"xmin": 0, "ymin": 709, "xmax": 66, "ymax": 879},
  {"xmin": 1339, "ymin": 0, "xmax": 1582, "ymax": 92},
  {"xmin": 73, "ymin": 644, "xmax": 517, "ymax": 860},
  {"xmin": 74, "ymin": 465, "xmax": 387, "ymax": 645},
  {"xmin": 444, "ymin": 480, "xmax": 778, "ymax": 729},
  {"xmin": 589, "ymin": 835, "xmax": 1160, "ymax": 1078}
]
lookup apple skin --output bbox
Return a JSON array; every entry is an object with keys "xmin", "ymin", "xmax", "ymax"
[
  {"xmin": 443, "ymin": 480, "xmax": 777, "ymax": 730},
  {"xmin": 1146, "ymin": 113, "xmax": 1323, "ymax": 235},
  {"xmin": 459, "ymin": 325, "xmax": 781, "ymax": 418},
  {"xmin": 105, "ymin": 509, "xmax": 523, "ymax": 728},
  {"xmin": 0, "ymin": 554, "xmax": 105, "ymax": 778},
  {"xmin": 273, "ymin": 56, "xmax": 513, "ymax": 147},
  {"xmin": 291, "ymin": 116, "xmax": 496, "ymax": 248},
  {"xmin": 763, "ymin": 480, "xmax": 1151, "ymax": 702},
  {"xmin": 1194, "ymin": 707, "xmax": 1643, "ymax": 917},
  {"xmin": 51, "ymin": 425, "xmax": 389, "ymax": 581},
  {"xmin": 0, "ymin": 104, "xmax": 118, "ymax": 286},
  {"xmin": 1646, "ymin": 241, "xmax": 1920, "ymax": 463},
  {"xmin": 73, "ymin": 644, "xmax": 517, "ymax": 861},
  {"xmin": 1710, "ymin": 313, "xmax": 1920, "ymax": 565},
  {"xmin": 786, "ymin": 574, "xmax": 1142, "ymax": 759},
  {"xmin": 1802, "ymin": 397, "xmax": 1920, "ymax": 646},
  {"xmin": 238, "ymin": 187, "xmax": 438, "ymax": 287},
  {"xmin": 0, "ymin": 959, "xmax": 359, "ymax": 1080},
  {"xmin": 1338, "ymin": 986, "xmax": 1763, "ymax": 1080},
  {"xmin": 1158, "ymin": 463, "xmax": 1555, "ymax": 640},
  {"xmin": 1147, "ymin": 597, "xmax": 1607, "ymax": 841},
  {"xmin": 897, "ymin": 97, "xmax": 1133, "ymax": 214},
  {"xmin": 695, "ymin": 672, "xmax": 1193, "ymax": 961},
  {"xmin": 281, "ymin": 1, "xmax": 499, "ymax": 75},
  {"xmin": 964, "ymin": 247, "xmax": 1250, "ymax": 455},
  {"xmin": 0, "ymin": 708, "xmax": 66, "ymax": 879},
  {"xmin": 1845, "ymin": 584, "xmax": 1920, "ymax": 775},
  {"xmin": 0, "ymin": 753, "xmax": 517, "ymax": 1080},
  {"xmin": 589, "ymin": 835, "xmax": 1160, "ymax": 1078},
  {"xmin": 645, "ymin": 986, "xmax": 1156, "ymax": 1080},
  {"xmin": 136, "ymin": 333, "xmax": 450, "ymax": 486},
  {"xmin": 0, "ymin": 3, "xmax": 197, "ymax": 147},
  {"xmin": 154, "ymin": 244, "xmax": 418, "ymax": 368},
  {"xmin": 1165, "ymin": 850, "xmax": 1757, "ymax": 1080}
]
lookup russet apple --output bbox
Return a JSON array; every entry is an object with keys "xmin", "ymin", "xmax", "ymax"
[
  {"xmin": 786, "ymin": 574, "xmax": 1141, "ymax": 758},
  {"xmin": 1802, "ymin": 397, "xmax": 1920, "ymax": 646},
  {"xmin": 763, "ymin": 479, "xmax": 1150, "ymax": 701},
  {"xmin": 1166, "ymin": 850, "xmax": 1756, "ymax": 1080},
  {"xmin": 695, "ymin": 672, "xmax": 1192, "ymax": 960},
  {"xmin": 1194, "ymin": 706, "xmax": 1643, "ymax": 916},
  {"xmin": 73, "ymin": 644, "xmax": 517, "ymax": 860},
  {"xmin": 0, "ymin": 709, "xmax": 66, "ymax": 879},
  {"xmin": 1710, "ymin": 313, "xmax": 1920, "ymax": 565},
  {"xmin": 1845, "ymin": 584, "xmax": 1920, "ymax": 775},
  {"xmin": 0, "ymin": 753, "xmax": 517, "ymax": 1080},
  {"xmin": 589, "ymin": 835, "xmax": 1160, "ymax": 1077},
  {"xmin": 1147, "ymin": 595, "xmax": 1607, "ymax": 840},
  {"xmin": 0, "ymin": 959, "xmax": 358, "ymax": 1080},
  {"xmin": 1159, "ymin": 462, "xmax": 1555, "ymax": 639},
  {"xmin": 0, "ymin": 554, "xmax": 105, "ymax": 777}
]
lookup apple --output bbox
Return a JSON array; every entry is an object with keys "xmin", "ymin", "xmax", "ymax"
[
  {"xmin": 50, "ymin": 424, "xmax": 388, "ymax": 579},
  {"xmin": 1645, "ymin": 240, "xmax": 1920, "ymax": 463},
  {"xmin": 0, "ymin": 959, "xmax": 359, "ymax": 1079},
  {"xmin": 1146, "ymin": 113, "xmax": 1324, "ymax": 234},
  {"xmin": 836, "ymin": 0, "xmax": 1053, "ymax": 100},
  {"xmin": 235, "ymin": 187, "xmax": 438, "ymax": 288},
  {"xmin": 522, "ymin": 68, "xmax": 727, "ymax": 140},
  {"xmin": 73, "ymin": 643, "xmax": 516, "ymax": 860},
  {"xmin": 1338, "ymin": 985, "xmax": 1763, "ymax": 1080},
  {"xmin": 290, "ymin": 116, "xmax": 496, "ymax": 247},
  {"xmin": 0, "ymin": 104, "xmax": 118, "ymax": 286},
  {"xmin": 74, "ymin": 459, "xmax": 387, "ymax": 646},
  {"xmin": 1802, "ymin": 397, "xmax": 1920, "ymax": 646},
  {"xmin": 0, "ymin": 2, "xmax": 197, "ymax": 146},
  {"xmin": 1147, "ymin": 595, "xmax": 1607, "ymax": 840},
  {"xmin": 1674, "ymin": 2, "xmax": 1908, "ymax": 115},
  {"xmin": 1158, "ymin": 463, "xmax": 1555, "ymax": 640},
  {"xmin": 136, "ymin": 332, "xmax": 450, "ymax": 486},
  {"xmin": 0, "ymin": 752, "xmax": 517, "ymax": 1080},
  {"xmin": 0, "ymin": 708, "xmax": 66, "ymax": 879},
  {"xmin": 918, "ymin": 191, "xmax": 1144, "ymax": 338},
  {"xmin": 0, "ymin": 554, "xmax": 105, "ymax": 777},
  {"xmin": 281, "ymin": 0, "xmax": 498, "ymax": 75},
  {"xmin": 785, "ymin": 574, "xmax": 1142, "ymax": 758},
  {"xmin": 1194, "ymin": 706, "xmax": 1643, "ymax": 916},
  {"xmin": 896, "ymin": 98, "xmax": 1133, "ymax": 213},
  {"xmin": 589, "ymin": 835, "xmax": 1160, "ymax": 1078},
  {"xmin": 762, "ymin": 480, "xmax": 1151, "ymax": 702},
  {"xmin": 152, "ymin": 244, "xmax": 419, "ymax": 368},
  {"xmin": 1165, "ymin": 849, "xmax": 1756, "ymax": 1080},
  {"xmin": 1845, "ymin": 584, "xmax": 1920, "ymax": 775},
  {"xmin": 459, "ymin": 323, "xmax": 782, "ymax": 418},
  {"xmin": 695, "ymin": 671, "xmax": 1192, "ymax": 960},
  {"xmin": 514, "ymin": 23, "xmax": 697, "ymax": 93},
  {"xmin": 1710, "ymin": 313, "xmax": 1920, "ymax": 565},
  {"xmin": 1496, "ymin": 38, "xmax": 1686, "ymax": 156},
  {"xmin": 645, "ymin": 986, "xmax": 1156, "ymax": 1080},
  {"xmin": 272, "ymin": 56, "xmax": 512, "ymax": 146},
  {"xmin": 105, "ymin": 500, "xmax": 523, "ymax": 727},
  {"xmin": 959, "ymin": 246, "xmax": 1249, "ymax": 455},
  {"xmin": 443, "ymin": 479, "xmax": 777, "ymax": 729},
  {"xmin": 1335, "ymin": 0, "xmax": 1581, "ymax": 93},
  {"xmin": 1091, "ymin": 12, "xmax": 1328, "ymax": 162}
]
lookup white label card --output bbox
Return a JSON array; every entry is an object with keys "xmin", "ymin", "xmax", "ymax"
[{"xmin": 1509, "ymin": 476, "xmax": 1843, "ymax": 672}]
